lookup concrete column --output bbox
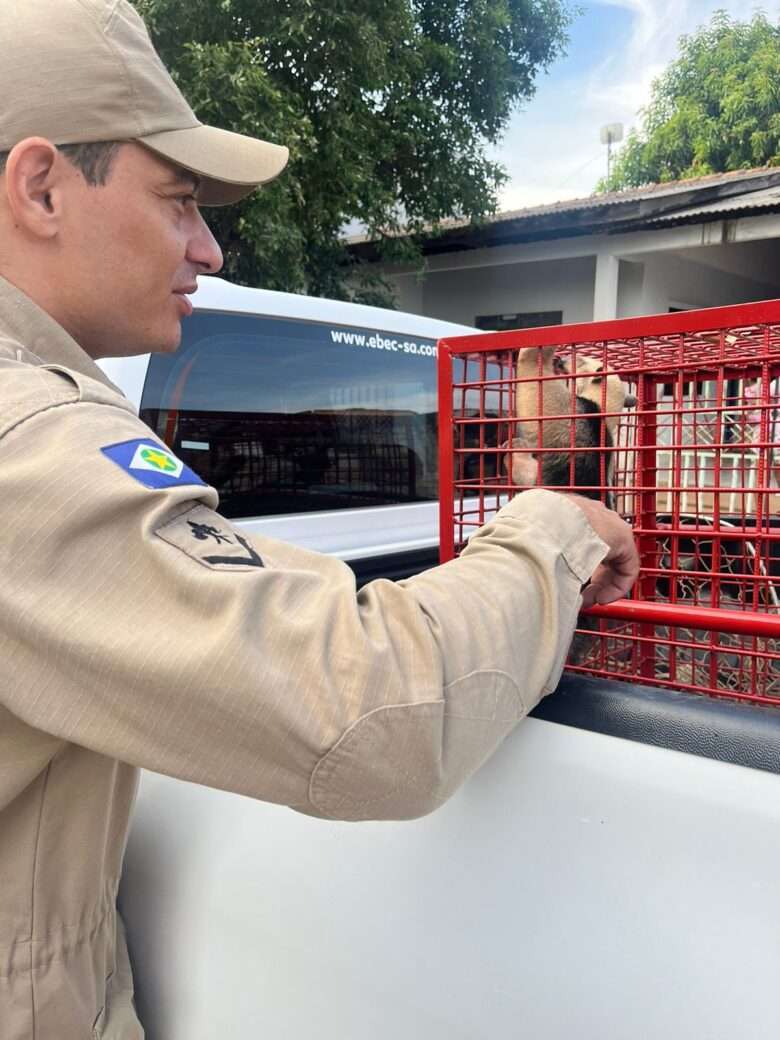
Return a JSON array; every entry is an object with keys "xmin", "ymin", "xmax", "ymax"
[{"xmin": 593, "ymin": 252, "xmax": 620, "ymax": 321}]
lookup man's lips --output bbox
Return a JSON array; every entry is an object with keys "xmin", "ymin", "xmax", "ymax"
[{"xmin": 173, "ymin": 287, "xmax": 196, "ymax": 316}]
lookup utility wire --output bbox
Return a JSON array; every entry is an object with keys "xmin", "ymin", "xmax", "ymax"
[{"xmin": 555, "ymin": 152, "xmax": 605, "ymax": 190}]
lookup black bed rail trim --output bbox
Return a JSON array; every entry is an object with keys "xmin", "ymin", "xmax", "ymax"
[
  {"xmin": 348, "ymin": 546, "xmax": 439, "ymax": 587},
  {"xmin": 531, "ymin": 674, "xmax": 780, "ymax": 776}
]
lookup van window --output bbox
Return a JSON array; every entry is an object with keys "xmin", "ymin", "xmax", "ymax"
[{"xmin": 139, "ymin": 311, "xmax": 441, "ymax": 518}]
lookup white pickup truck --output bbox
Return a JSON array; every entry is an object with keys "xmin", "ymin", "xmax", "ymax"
[{"xmin": 102, "ymin": 277, "xmax": 780, "ymax": 1040}]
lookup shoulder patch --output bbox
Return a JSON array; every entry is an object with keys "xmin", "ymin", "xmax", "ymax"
[
  {"xmin": 101, "ymin": 438, "xmax": 206, "ymax": 490},
  {"xmin": 155, "ymin": 505, "xmax": 264, "ymax": 571}
]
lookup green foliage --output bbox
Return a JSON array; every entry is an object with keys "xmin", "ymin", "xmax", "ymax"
[
  {"xmin": 599, "ymin": 11, "xmax": 780, "ymax": 193},
  {"xmin": 134, "ymin": 0, "xmax": 571, "ymax": 302}
]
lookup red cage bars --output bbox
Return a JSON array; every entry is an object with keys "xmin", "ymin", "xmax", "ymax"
[{"xmin": 437, "ymin": 300, "xmax": 780, "ymax": 706}]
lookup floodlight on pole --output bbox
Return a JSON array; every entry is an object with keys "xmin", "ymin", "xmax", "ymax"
[{"xmin": 600, "ymin": 123, "xmax": 624, "ymax": 184}]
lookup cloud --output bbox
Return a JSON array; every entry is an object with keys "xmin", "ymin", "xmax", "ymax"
[
  {"xmin": 582, "ymin": 1, "xmax": 683, "ymax": 111},
  {"xmin": 496, "ymin": 0, "xmax": 780, "ymax": 210}
]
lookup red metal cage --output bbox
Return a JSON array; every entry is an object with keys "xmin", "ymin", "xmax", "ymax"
[{"xmin": 437, "ymin": 302, "xmax": 780, "ymax": 706}]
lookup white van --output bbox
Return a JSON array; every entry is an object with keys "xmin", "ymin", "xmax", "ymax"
[
  {"xmin": 109, "ymin": 282, "xmax": 780, "ymax": 1040},
  {"xmin": 99, "ymin": 275, "xmax": 474, "ymax": 583}
]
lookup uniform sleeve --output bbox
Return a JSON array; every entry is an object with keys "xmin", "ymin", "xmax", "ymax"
[{"xmin": 0, "ymin": 373, "xmax": 607, "ymax": 821}]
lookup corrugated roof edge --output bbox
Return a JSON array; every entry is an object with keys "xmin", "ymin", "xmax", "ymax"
[
  {"xmin": 345, "ymin": 166, "xmax": 780, "ymax": 247},
  {"xmin": 643, "ymin": 184, "xmax": 780, "ymax": 227}
]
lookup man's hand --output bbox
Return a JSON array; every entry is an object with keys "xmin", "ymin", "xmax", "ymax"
[{"xmin": 560, "ymin": 494, "xmax": 640, "ymax": 607}]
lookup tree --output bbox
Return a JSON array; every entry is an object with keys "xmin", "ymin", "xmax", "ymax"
[
  {"xmin": 134, "ymin": 0, "xmax": 571, "ymax": 302},
  {"xmin": 599, "ymin": 11, "xmax": 780, "ymax": 193}
]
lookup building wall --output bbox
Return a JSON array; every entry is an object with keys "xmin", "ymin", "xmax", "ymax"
[
  {"xmin": 616, "ymin": 260, "xmax": 646, "ymax": 318},
  {"xmin": 676, "ymin": 239, "xmax": 780, "ymax": 286},
  {"xmin": 390, "ymin": 255, "xmax": 597, "ymax": 327},
  {"xmin": 381, "ymin": 224, "xmax": 780, "ymax": 326},
  {"xmin": 391, "ymin": 272, "xmax": 424, "ymax": 315},
  {"xmin": 637, "ymin": 253, "xmax": 780, "ymax": 314}
]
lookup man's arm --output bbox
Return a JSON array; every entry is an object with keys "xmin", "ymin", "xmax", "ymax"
[{"xmin": 0, "ymin": 367, "xmax": 619, "ymax": 820}]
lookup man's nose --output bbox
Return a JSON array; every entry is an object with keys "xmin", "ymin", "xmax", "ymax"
[{"xmin": 188, "ymin": 208, "xmax": 224, "ymax": 275}]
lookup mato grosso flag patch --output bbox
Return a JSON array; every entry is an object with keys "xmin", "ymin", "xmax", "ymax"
[{"xmin": 101, "ymin": 439, "xmax": 206, "ymax": 490}]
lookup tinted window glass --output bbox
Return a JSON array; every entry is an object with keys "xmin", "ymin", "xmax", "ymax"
[{"xmin": 140, "ymin": 311, "xmax": 441, "ymax": 518}]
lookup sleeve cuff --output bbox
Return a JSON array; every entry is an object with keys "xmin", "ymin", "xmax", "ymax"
[{"xmin": 495, "ymin": 489, "xmax": 609, "ymax": 584}]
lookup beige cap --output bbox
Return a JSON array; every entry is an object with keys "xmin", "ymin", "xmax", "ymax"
[{"xmin": 0, "ymin": 0, "xmax": 289, "ymax": 205}]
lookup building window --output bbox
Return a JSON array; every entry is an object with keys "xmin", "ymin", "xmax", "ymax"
[{"xmin": 475, "ymin": 311, "xmax": 563, "ymax": 332}]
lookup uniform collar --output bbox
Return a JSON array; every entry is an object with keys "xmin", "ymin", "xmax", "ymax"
[{"xmin": 0, "ymin": 274, "xmax": 120, "ymax": 392}]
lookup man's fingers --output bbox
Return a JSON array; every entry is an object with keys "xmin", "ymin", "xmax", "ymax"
[
  {"xmin": 559, "ymin": 494, "xmax": 641, "ymax": 607},
  {"xmin": 582, "ymin": 539, "xmax": 640, "ymax": 607}
]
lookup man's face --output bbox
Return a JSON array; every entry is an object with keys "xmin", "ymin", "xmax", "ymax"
[{"xmin": 57, "ymin": 143, "xmax": 223, "ymax": 358}]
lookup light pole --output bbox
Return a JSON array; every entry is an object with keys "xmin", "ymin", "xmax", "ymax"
[{"xmin": 600, "ymin": 122, "xmax": 624, "ymax": 186}]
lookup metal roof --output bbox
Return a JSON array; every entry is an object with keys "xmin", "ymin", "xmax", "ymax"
[
  {"xmin": 439, "ymin": 167, "xmax": 780, "ymax": 229},
  {"xmin": 347, "ymin": 167, "xmax": 780, "ymax": 258},
  {"xmin": 642, "ymin": 184, "xmax": 780, "ymax": 227}
]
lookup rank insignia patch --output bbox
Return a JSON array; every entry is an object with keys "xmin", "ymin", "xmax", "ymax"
[
  {"xmin": 155, "ymin": 504, "xmax": 265, "ymax": 570},
  {"xmin": 101, "ymin": 439, "xmax": 206, "ymax": 490}
]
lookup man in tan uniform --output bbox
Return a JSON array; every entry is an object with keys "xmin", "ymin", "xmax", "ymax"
[{"xmin": 0, "ymin": 2, "xmax": 638, "ymax": 1037}]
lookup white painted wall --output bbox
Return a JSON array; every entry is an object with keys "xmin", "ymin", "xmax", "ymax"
[
  {"xmin": 386, "ymin": 242, "xmax": 780, "ymax": 326},
  {"xmin": 638, "ymin": 252, "xmax": 780, "ymax": 315},
  {"xmin": 390, "ymin": 271, "xmax": 424, "ymax": 314},
  {"xmin": 390, "ymin": 255, "xmax": 597, "ymax": 326},
  {"xmin": 676, "ymin": 238, "xmax": 780, "ymax": 286},
  {"xmin": 616, "ymin": 259, "xmax": 646, "ymax": 318}
]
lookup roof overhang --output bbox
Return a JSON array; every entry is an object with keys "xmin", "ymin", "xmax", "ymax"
[{"xmin": 348, "ymin": 168, "xmax": 780, "ymax": 262}]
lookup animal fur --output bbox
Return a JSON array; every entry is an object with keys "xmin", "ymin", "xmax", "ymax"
[
  {"xmin": 508, "ymin": 345, "xmax": 636, "ymax": 504},
  {"xmin": 507, "ymin": 345, "xmax": 636, "ymax": 665}
]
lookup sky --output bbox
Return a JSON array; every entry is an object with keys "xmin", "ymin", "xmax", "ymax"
[{"xmin": 493, "ymin": 0, "xmax": 780, "ymax": 212}]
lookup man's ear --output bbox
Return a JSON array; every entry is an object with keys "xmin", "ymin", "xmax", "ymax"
[{"xmin": 3, "ymin": 138, "xmax": 65, "ymax": 240}]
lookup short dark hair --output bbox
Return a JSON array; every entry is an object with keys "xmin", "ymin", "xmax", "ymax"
[{"xmin": 0, "ymin": 141, "xmax": 121, "ymax": 185}]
